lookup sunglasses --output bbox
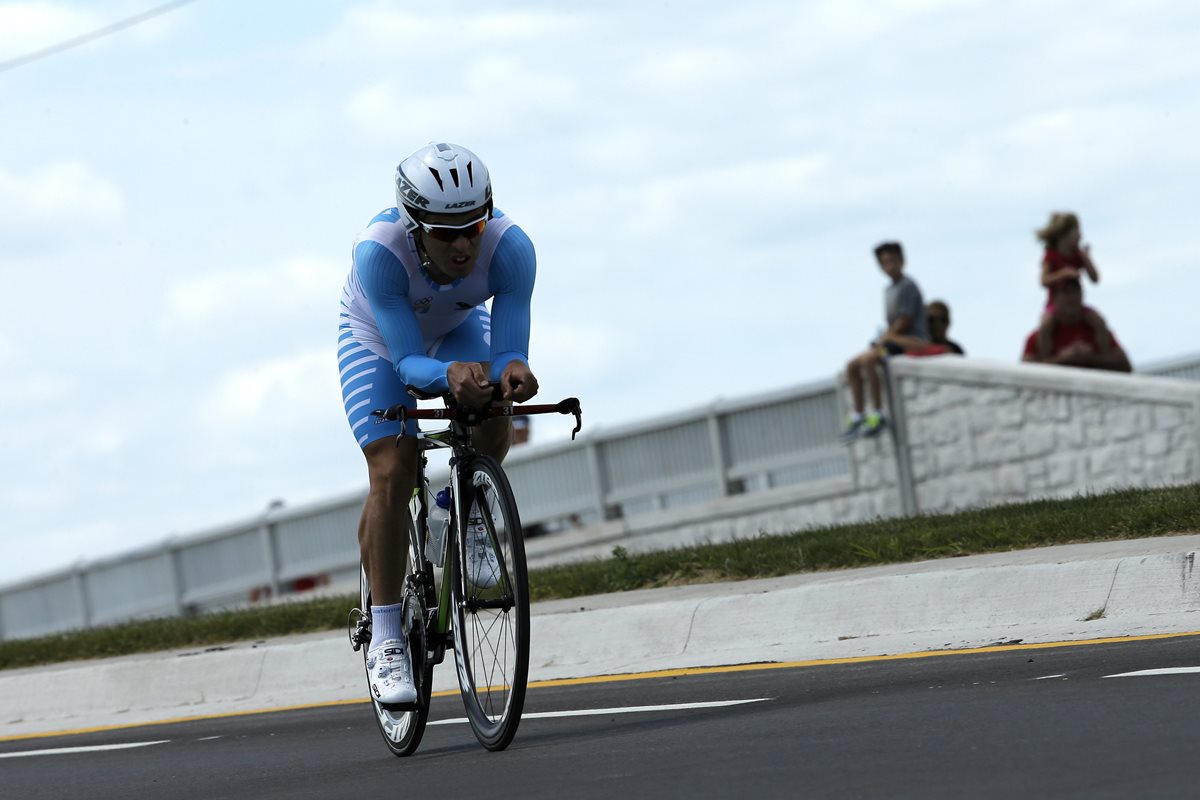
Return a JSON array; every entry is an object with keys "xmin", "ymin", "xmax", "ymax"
[
  {"xmin": 928, "ymin": 315, "xmax": 949, "ymax": 324},
  {"xmin": 418, "ymin": 214, "xmax": 488, "ymax": 243}
]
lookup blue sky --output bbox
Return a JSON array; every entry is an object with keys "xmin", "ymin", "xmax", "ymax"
[{"xmin": 2, "ymin": 0, "xmax": 1199, "ymax": 585}]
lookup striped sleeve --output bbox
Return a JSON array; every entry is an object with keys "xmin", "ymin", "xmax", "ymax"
[
  {"xmin": 353, "ymin": 240, "xmax": 449, "ymax": 393},
  {"xmin": 486, "ymin": 224, "xmax": 536, "ymax": 381}
]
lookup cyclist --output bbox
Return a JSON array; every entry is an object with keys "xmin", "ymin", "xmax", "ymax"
[{"xmin": 338, "ymin": 143, "xmax": 539, "ymax": 705}]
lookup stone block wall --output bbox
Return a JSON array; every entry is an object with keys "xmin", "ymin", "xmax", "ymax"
[
  {"xmin": 887, "ymin": 358, "xmax": 1200, "ymax": 515},
  {"xmin": 534, "ymin": 358, "xmax": 1200, "ymax": 567}
]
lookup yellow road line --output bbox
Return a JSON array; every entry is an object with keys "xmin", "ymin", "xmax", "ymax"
[{"xmin": 5, "ymin": 629, "xmax": 1199, "ymax": 743}]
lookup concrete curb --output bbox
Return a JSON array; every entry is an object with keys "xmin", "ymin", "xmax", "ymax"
[{"xmin": 5, "ymin": 535, "xmax": 1200, "ymax": 738}]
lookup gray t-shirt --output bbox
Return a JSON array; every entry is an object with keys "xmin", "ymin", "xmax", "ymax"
[{"xmin": 885, "ymin": 275, "xmax": 929, "ymax": 341}]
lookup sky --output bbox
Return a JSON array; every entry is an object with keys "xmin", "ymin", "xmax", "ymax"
[{"xmin": 2, "ymin": 0, "xmax": 1199, "ymax": 587}]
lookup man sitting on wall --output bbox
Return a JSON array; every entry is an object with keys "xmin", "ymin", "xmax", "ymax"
[
  {"xmin": 879, "ymin": 300, "xmax": 965, "ymax": 357},
  {"xmin": 842, "ymin": 241, "xmax": 930, "ymax": 441},
  {"xmin": 1021, "ymin": 280, "xmax": 1131, "ymax": 372}
]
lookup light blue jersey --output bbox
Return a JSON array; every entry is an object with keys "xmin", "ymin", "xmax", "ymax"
[{"xmin": 338, "ymin": 207, "xmax": 536, "ymax": 446}]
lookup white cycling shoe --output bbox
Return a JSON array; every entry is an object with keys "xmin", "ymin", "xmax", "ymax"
[
  {"xmin": 466, "ymin": 518, "xmax": 501, "ymax": 590},
  {"xmin": 366, "ymin": 638, "xmax": 417, "ymax": 706}
]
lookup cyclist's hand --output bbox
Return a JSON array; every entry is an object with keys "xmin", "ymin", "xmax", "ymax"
[
  {"xmin": 501, "ymin": 360, "xmax": 539, "ymax": 403},
  {"xmin": 447, "ymin": 361, "xmax": 493, "ymax": 408}
]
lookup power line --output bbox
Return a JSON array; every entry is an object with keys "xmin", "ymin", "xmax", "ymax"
[{"xmin": 0, "ymin": 0, "xmax": 201, "ymax": 74}]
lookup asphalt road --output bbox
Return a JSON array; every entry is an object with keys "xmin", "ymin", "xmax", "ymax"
[{"xmin": 6, "ymin": 635, "xmax": 1200, "ymax": 799}]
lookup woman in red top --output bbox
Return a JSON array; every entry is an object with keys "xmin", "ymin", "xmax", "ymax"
[{"xmin": 1035, "ymin": 211, "xmax": 1112, "ymax": 359}]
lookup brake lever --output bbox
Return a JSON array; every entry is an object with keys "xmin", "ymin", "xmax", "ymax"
[{"xmin": 555, "ymin": 398, "xmax": 583, "ymax": 440}]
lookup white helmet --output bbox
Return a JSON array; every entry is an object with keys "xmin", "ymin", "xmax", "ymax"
[{"xmin": 394, "ymin": 142, "xmax": 492, "ymax": 233}]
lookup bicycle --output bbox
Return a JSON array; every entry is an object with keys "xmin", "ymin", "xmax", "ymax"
[{"xmin": 348, "ymin": 386, "xmax": 582, "ymax": 756}]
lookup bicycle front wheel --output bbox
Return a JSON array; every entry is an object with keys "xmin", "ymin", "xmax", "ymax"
[
  {"xmin": 361, "ymin": 513, "xmax": 433, "ymax": 757},
  {"xmin": 450, "ymin": 454, "xmax": 530, "ymax": 751}
]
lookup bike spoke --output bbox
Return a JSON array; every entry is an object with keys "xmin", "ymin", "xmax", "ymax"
[{"xmin": 452, "ymin": 456, "xmax": 529, "ymax": 749}]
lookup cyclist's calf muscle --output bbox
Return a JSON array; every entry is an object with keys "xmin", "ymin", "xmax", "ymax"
[
  {"xmin": 360, "ymin": 413, "xmax": 511, "ymax": 606},
  {"xmin": 472, "ymin": 414, "xmax": 513, "ymax": 463},
  {"xmin": 360, "ymin": 436, "xmax": 418, "ymax": 606}
]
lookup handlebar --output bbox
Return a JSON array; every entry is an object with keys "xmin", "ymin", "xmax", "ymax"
[{"xmin": 372, "ymin": 396, "xmax": 583, "ymax": 440}]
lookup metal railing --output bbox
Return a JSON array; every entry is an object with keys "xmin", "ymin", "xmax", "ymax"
[
  {"xmin": 1141, "ymin": 352, "xmax": 1200, "ymax": 383},
  {"xmin": 7, "ymin": 349, "xmax": 1199, "ymax": 641},
  {"xmin": 0, "ymin": 377, "xmax": 846, "ymax": 641}
]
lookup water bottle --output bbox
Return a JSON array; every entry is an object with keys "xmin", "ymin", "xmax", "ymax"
[{"xmin": 425, "ymin": 488, "xmax": 452, "ymax": 567}]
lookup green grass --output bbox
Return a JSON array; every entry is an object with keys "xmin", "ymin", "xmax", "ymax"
[
  {"xmin": 528, "ymin": 483, "xmax": 1200, "ymax": 599},
  {"xmin": 3, "ymin": 483, "xmax": 1200, "ymax": 671}
]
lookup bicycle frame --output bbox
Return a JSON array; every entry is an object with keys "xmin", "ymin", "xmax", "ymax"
[
  {"xmin": 357, "ymin": 390, "xmax": 581, "ymax": 752},
  {"xmin": 376, "ymin": 396, "xmax": 581, "ymax": 615},
  {"xmin": 405, "ymin": 422, "xmax": 474, "ymax": 657}
]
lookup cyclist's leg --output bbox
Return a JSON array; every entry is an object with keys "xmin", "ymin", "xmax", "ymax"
[
  {"xmin": 429, "ymin": 305, "xmax": 513, "ymax": 462},
  {"xmin": 360, "ymin": 437, "xmax": 417, "ymax": 606},
  {"xmin": 339, "ymin": 344, "xmax": 418, "ymax": 609}
]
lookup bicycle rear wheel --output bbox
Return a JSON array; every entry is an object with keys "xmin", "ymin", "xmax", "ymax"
[
  {"xmin": 450, "ymin": 454, "xmax": 530, "ymax": 751},
  {"xmin": 361, "ymin": 514, "xmax": 433, "ymax": 757}
]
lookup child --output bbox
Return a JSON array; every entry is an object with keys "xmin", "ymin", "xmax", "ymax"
[
  {"xmin": 1035, "ymin": 212, "xmax": 1112, "ymax": 360},
  {"xmin": 842, "ymin": 241, "xmax": 929, "ymax": 441}
]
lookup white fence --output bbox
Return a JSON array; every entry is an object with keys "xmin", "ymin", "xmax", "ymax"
[
  {"xmin": 3, "ymin": 353, "xmax": 1199, "ymax": 643},
  {"xmin": 0, "ymin": 378, "xmax": 846, "ymax": 641}
]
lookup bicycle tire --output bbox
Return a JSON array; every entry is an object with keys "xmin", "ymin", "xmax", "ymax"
[
  {"xmin": 450, "ymin": 454, "xmax": 530, "ymax": 751},
  {"xmin": 361, "ymin": 514, "xmax": 433, "ymax": 757}
]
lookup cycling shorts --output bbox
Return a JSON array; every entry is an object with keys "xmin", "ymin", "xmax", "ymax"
[{"xmin": 339, "ymin": 306, "xmax": 492, "ymax": 447}]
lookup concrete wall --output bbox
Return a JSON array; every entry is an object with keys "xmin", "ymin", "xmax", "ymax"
[
  {"xmin": 892, "ymin": 357, "xmax": 1200, "ymax": 515},
  {"xmin": 5, "ymin": 354, "xmax": 1199, "ymax": 640},
  {"xmin": 529, "ymin": 357, "xmax": 1200, "ymax": 567}
]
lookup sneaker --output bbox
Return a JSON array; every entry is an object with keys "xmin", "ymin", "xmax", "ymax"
[
  {"xmin": 465, "ymin": 517, "xmax": 501, "ymax": 589},
  {"xmin": 366, "ymin": 638, "xmax": 417, "ymax": 706},
  {"xmin": 862, "ymin": 412, "xmax": 886, "ymax": 437},
  {"xmin": 840, "ymin": 415, "xmax": 864, "ymax": 443}
]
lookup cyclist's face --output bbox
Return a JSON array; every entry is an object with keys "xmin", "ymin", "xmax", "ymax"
[{"xmin": 418, "ymin": 209, "xmax": 488, "ymax": 282}]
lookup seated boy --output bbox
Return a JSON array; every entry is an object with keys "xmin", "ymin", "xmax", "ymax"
[{"xmin": 842, "ymin": 242, "xmax": 930, "ymax": 440}]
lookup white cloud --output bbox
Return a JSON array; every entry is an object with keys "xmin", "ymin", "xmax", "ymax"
[
  {"xmin": 0, "ymin": 1, "xmax": 183, "ymax": 63},
  {"xmin": 81, "ymin": 425, "xmax": 125, "ymax": 456},
  {"xmin": 346, "ymin": 56, "xmax": 578, "ymax": 141},
  {"xmin": 201, "ymin": 349, "xmax": 340, "ymax": 436},
  {"xmin": 0, "ymin": 373, "xmax": 74, "ymax": 414},
  {"xmin": 0, "ymin": 482, "xmax": 64, "ymax": 515},
  {"xmin": 529, "ymin": 319, "xmax": 637, "ymax": 385},
  {"xmin": 123, "ymin": 4, "xmax": 186, "ymax": 45},
  {"xmin": 1000, "ymin": 107, "xmax": 1162, "ymax": 165},
  {"xmin": 0, "ymin": 161, "xmax": 124, "ymax": 232},
  {"xmin": 164, "ymin": 255, "xmax": 345, "ymax": 325},
  {"xmin": 634, "ymin": 46, "xmax": 751, "ymax": 93},
  {"xmin": 0, "ymin": 2, "xmax": 99, "ymax": 60},
  {"xmin": 576, "ymin": 127, "xmax": 661, "ymax": 173},
  {"xmin": 323, "ymin": 6, "xmax": 587, "ymax": 57},
  {"xmin": 620, "ymin": 155, "xmax": 830, "ymax": 235}
]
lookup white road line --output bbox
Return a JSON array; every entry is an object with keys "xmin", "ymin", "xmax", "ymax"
[
  {"xmin": 0, "ymin": 740, "xmax": 170, "ymax": 759},
  {"xmin": 428, "ymin": 698, "xmax": 770, "ymax": 726},
  {"xmin": 1033, "ymin": 674, "xmax": 1066, "ymax": 680},
  {"xmin": 1104, "ymin": 667, "xmax": 1200, "ymax": 678}
]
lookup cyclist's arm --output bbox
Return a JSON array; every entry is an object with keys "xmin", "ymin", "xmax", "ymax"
[
  {"xmin": 354, "ymin": 240, "xmax": 450, "ymax": 393},
  {"xmin": 486, "ymin": 225, "xmax": 536, "ymax": 382}
]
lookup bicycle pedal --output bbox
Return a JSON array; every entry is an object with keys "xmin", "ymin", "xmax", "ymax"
[
  {"xmin": 347, "ymin": 608, "xmax": 371, "ymax": 651},
  {"xmin": 378, "ymin": 699, "xmax": 420, "ymax": 712}
]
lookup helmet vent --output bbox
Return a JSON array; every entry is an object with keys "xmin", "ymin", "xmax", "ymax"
[
  {"xmin": 426, "ymin": 166, "xmax": 444, "ymax": 191},
  {"xmin": 466, "ymin": 162, "xmax": 475, "ymax": 186},
  {"xmin": 449, "ymin": 168, "xmax": 460, "ymax": 187}
]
